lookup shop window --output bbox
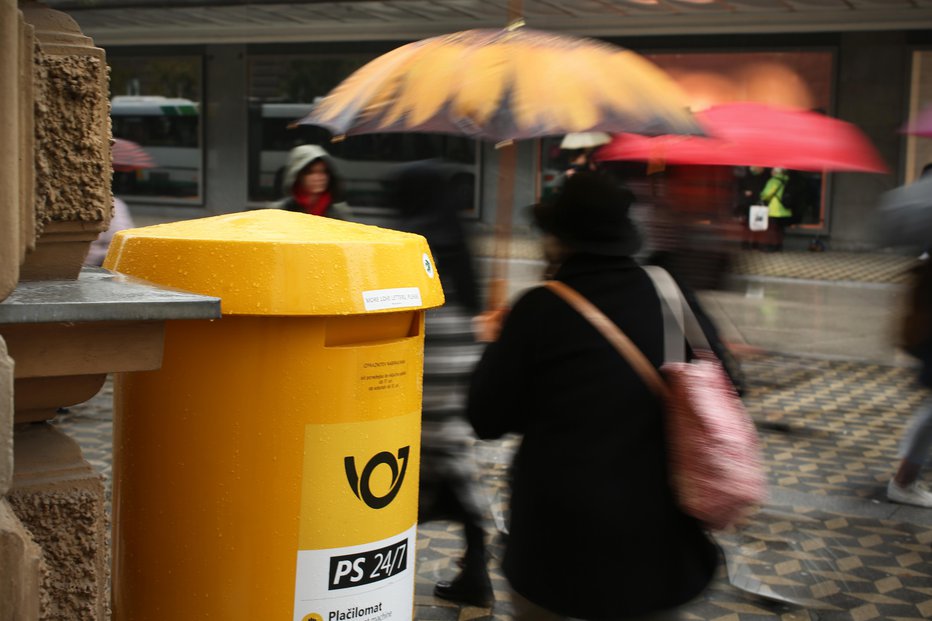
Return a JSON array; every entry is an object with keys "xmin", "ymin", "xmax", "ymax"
[
  {"xmin": 247, "ymin": 55, "xmax": 479, "ymax": 214},
  {"xmin": 109, "ymin": 56, "xmax": 203, "ymax": 204},
  {"xmin": 538, "ymin": 50, "xmax": 834, "ymax": 230}
]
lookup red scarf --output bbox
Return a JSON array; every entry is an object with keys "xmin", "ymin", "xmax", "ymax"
[{"xmin": 293, "ymin": 190, "xmax": 332, "ymax": 216}]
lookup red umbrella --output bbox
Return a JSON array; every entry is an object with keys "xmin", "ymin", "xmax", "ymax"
[
  {"xmin": 597, "ymin": 102, "xmax": 888, "ymax": 173},
  {"xmin": 902, "ymin": 105, "xmax": 932, "ymax": 137},
  {"xmin": 112, "ymin": 137, "xmax": 155, "ymax": 172}
]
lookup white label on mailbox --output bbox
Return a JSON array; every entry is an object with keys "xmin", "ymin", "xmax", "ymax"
[
  {"xmin": 293, "ymin": 526, "xmax": 416, "ymax": 621},
  {"xmin": 362, "ymin": 288, "xmax": 422, "ymax": 311}
]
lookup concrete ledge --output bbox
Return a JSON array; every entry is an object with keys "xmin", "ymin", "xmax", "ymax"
[
  {"xmin": 0, "ymin": 267, "xmax": 220, "ymax": 325},
  {"xmin": 9, "ymin": 423, "xmax": 107, "ymax": 621}
]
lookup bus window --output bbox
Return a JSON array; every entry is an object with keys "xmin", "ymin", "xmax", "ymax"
[
  {"xmin": 110, "ymin": 96, "xmax": 201, "ymax": 201},
  {"xmin": 109, "ymin": 53, "xmax": 202, "ymax": 204}
]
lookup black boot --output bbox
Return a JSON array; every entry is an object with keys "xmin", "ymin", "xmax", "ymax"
[
  {"xmin": 433, "ymin": 563, "xmax": 493, "ymax": 607},
  {"xmin": 434, "ymin": 521, "xmax": 493, "ymax": 607}
]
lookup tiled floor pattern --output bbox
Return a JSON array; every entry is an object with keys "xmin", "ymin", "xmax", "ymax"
[
  {"xmin": 471, "ymin": 236, "xmax": 917, "ymax": 286},
  {"xmin": 731, "ymin": 252, "xmax": 917, "ymax": 285},
  {"xmin": 717, "ymin": 507, "xmax": 932, "ymax": 621},
  {"xmin": 416, "ymin": 506, "xmax": 932, "ymax": 621},
  {"xmin": 53, "ymin": 353, "xmax": 932, "ymax": 621},
  {"xmin": 742, "ymin": 354, "xmax": 928, "ymax": 501}
]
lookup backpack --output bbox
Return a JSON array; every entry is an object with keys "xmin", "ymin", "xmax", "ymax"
[{"xmin": 780, "ymin": 172, "xmax": 809, "ymax": 224}]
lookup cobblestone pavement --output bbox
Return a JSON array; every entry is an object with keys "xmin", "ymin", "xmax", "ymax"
[{"xmin": 54, "ymin": 349, "xmax": 932, "ymax": 621}]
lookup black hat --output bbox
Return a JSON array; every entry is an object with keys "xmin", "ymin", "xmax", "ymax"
[{"xmin": 533, "ymin": 172, "xmax": 641, "ymax": 257}]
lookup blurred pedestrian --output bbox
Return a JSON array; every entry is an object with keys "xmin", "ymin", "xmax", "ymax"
[
  {"xmin": 888, "ymin": 374, "xmax": 932, "ymax": 507},
  {"xmin": 735, "ymin": 166, "xmax": 769, "ymax": 216},
  {"xmin": 735, "ymin": 166, "xmax": 769, "ymax": 249},
  {"xmin": 557, "ymin": 132, "xmax": 612, "ymax": 186},
  {"xmin": 467, "ymin": 173, "xmax": 718, "ymax": 620},
  {"xmin": 85, "ymin": 196, "xmax": 135, "ymax": 267},
  {"xmin": 878, "ymin": 162, "xmax": 932, "ymax": 249},
  {"xmin": 87, "ymin": 137, "xmax": 145, "ymax": 266},
  {"xmin": 878, "ymin": 163, "xmax": 932, "ymax": 508},
  {"xmin": 759, "ymin": 167, "xmax": 792, "ymax": 251},
  {"xmin": 275, "ymin": 145, "xmax": 351, "ymax": 219},
  {"xmin": 391, "ymin": 162, "xmax": 492, "ymax": 606}
]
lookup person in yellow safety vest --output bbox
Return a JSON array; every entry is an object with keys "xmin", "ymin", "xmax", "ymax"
[{"xmin": 759, "ymin": 167, "xmax": 791, "ymax": 251}]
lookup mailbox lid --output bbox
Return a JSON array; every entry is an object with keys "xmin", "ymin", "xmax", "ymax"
[{"xmin": 105, "ymin": 210, "xmax": 445, "ymax": 316}]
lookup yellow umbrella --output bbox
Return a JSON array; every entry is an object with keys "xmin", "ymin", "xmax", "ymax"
[
  {"xmin": 299, "ymin": 25, "xmax": 698, "ymax": 310},
  {"xmin": 302, "ymin": 27, "xmax": 699, "ymax": 142}
]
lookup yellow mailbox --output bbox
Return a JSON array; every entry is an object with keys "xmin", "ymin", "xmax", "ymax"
[{"xmin": 105, "ymin": 210, "xmax": 444, "ymax": 621}]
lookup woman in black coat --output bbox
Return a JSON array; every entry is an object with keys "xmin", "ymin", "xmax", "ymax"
[{"xmin": 467, "ymin": 173, "xmax": 718, "ymax": 620}]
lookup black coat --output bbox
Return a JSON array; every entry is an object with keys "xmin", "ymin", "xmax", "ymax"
[{"xmin": 467, "ymin": 254, "xmax": 718, "ymax": 620}]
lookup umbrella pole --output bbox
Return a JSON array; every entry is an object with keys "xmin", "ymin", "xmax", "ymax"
[
  {"xmin": 488, "ymin": 141, "xmax": 517, "ymax": 311},
  {"xmin": 508, "ymin": 0, "xmax": 523, "ymax": 24}
]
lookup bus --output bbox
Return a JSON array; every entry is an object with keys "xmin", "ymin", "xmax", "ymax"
[{"xmin": 110, "ymin": 95, "xmax": 201, "ymax": 201}]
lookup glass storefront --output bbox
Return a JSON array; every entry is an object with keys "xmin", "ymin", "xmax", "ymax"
[
  {"xmin": 538, "ymin": 50, "xmax": 834, "ymax": 229},
  {"xmin": 247, "ymin": 55, "xmax": 480, "ymax": 214},
  {"xmin": 109, "ymin": 56, "xmax": 203, "ymax": 204}
]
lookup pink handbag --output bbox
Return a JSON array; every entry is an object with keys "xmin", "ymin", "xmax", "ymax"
[{"xmin": 545, "ymin": 267, "xmax": 765, "ymax": 530}]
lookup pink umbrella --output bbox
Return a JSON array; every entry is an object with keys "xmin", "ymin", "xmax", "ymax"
[
  {"xmin": 112, "ymin": 137, "xmax": 155, "ymax": 172},
  {"xmin": 902, "ymin": 105, "xmax": 932, "ymax": 137},
  {"xmin": 597, "ymin": 102, "xmax": 888, "ymax": 173}
]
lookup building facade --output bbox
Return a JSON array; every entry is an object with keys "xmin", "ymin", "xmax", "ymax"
[{"xmin": 48, "ymin": 0, "xmax": 932, "ymax": 250}]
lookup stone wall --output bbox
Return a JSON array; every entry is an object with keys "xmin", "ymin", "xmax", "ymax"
[
  {"xmin": 831, "ymin": 31, "xmax": 908, "ymax": 250},
  {"xmin": 8, "ymin": 425, "xmax": 108, "ymax": 621},
  {"xmin": 0, "ymin": 2, "xmax": 42, "ymax": 620},
  {"xmin": 1, "ymin": 3, "xmax": 113, "ymax": 619},
  {"xmin": 1, "ymin": 0, "xmax": 34, "ymax": 300},
  {"xmin": 19, "ymin": 1, "xmax": 111, "ymax": 281},
  {"xmin": 33, "ymin": 53, "xmax": 110, "ymax": 230}
]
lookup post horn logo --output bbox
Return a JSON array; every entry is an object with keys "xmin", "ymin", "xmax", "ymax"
[
  {"xmin": 302, "ymin": 614, "xmax": 323, "ymax": 621},
  {"xmin": 344, "ymin": 446, "xmax": 410, "ymax": 509}
]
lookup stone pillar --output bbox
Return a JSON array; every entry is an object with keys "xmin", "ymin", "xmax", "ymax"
[
  {"xmin": 0, "ymin": 2, "xmax": 43, "ymax": 620},
  {"xmin": 8, "ymin": 424, "xmax": 108, "ymax": 621},
  {"xmin": 0, "ymin": 339, "xmax": 43, "ymax": 621},
  {"xmin": 0, "ymin": 501, "xmax": 43, "ymax": 621},
  {"xmin": 19, "ymin": 1, "xmax": 111, "ymax": 281},
  {"xmin": 1, "ymin": 0, "xmax": 34, "ymax": 300},
  {"xmin": 2, "ymin": 4, "xmax": 113, "ymax": 619}
]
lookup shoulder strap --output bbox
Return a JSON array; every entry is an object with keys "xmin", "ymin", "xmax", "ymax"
[
  {"xmin": 642, "ymin": 266, "xmax": 712, "ymax": 356},
  {"xmin": 544, "ymin": 280, "xmax": 669, "ymax": 399}
]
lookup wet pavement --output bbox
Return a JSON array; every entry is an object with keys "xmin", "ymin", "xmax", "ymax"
[{"xmin": 52, "ymin": 250, "xmax": 932, "ymax": 621}]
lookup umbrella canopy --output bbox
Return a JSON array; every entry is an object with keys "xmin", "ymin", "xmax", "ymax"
[
  {"xmin": 112, "ymin": 137, "xmax": 155, "ymax": 172},
  {"xmin": 597, "ymin": 102, "xmax": 888, "ymax": 174},
  {"xmin": 299, "ymin": 27, "xmax": 701, "ymax": 143},
  {"xmin": 902, "ymin": 105, "xmax": 932, "ymax": 137}
]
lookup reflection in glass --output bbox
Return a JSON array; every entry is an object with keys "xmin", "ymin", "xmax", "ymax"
[
  {"xmin": 109, "ymin": 56, "xmax": 202, "ymax": 203},
  {"xmin": 248, "ymin": 56, "xmax": 479, "ymax": 212},
  {"xmin": 538, "ymin": 50, "xmax": 833, "ymax": 229}
]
